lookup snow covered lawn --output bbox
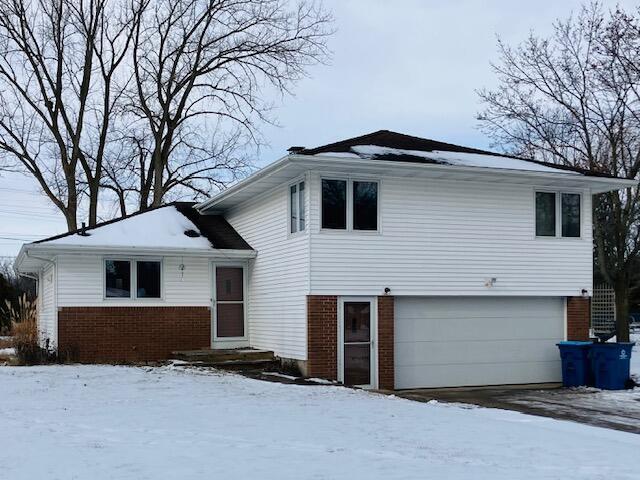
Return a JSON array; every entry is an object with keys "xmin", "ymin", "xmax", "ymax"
[{"xmin": 1, "ymin": 365, "xmax": 638, "ymax": 479}]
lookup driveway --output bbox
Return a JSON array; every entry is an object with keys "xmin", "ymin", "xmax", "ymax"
[{"xmin": 397, "ymin": 385, "xmax": 640, "ymax": 434}]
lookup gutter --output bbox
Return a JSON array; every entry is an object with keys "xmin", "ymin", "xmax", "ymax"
[{"xmin": 19, "ymin": 243, "xmax": 257, "ymax": 259}]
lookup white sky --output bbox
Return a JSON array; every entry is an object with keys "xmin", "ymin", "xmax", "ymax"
[{"xmin": 0, "ymin": 0, "xmax": 634, "ymax": 258}]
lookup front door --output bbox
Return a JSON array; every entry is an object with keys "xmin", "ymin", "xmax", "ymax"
[
  {"xmin": 213, "ymin": 264, "xmax": 247, "ymax": 347},
  {"xmin": 340, "ymin": 298, "xmax": 376, "ymax": 388}
]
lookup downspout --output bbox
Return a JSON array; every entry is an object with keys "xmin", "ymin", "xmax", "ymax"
[{"xmin": 22, "ymin": 249, "xmax": 57, "ymax": 348}]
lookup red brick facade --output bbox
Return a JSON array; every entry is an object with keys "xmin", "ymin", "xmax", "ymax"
[
  {"xmin": 566, "ymin": 296, "xmax": 591, "ymax": 341},
  {"xmin": 307, "ymin": 295, "xmax": 395, "ymax": 389},
  {"xmin": 58, "ymin": 306, "xmax": 211, "ymax": 363},
  {"xmin": 377, "ymin": 296, "xmax": 395, "ymax": 390},
  {"xmin": 306, "ymin": 296, "xmax": 338, "ymax": 380}
]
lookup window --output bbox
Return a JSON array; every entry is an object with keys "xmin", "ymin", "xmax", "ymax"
[
  {"xmin": 136, "ymin": 261, "xmax": 161, "ymax": 298},
  {"xmin": 535, "ymin": 192, "xmax": 581, "ymax": 238},
  {"xmin": 353, "ymin": 181, "xmax": 378, "ymax": 230},
  {"xmin": 104, "ymin": 259, "xmax": 161, "ymax": 299},
  {"xmin": 322, "ymin": 179, "xmax": 347, "ymax": 229},
  {"xmin": 321, "ymin": 178, "xmax": 379, "ymax": 231},
  {"xmin": 105, "ymin": 260, "xmax": 131, "ymax": 298},
  {"xmin": 535, "ymin": 192, "xmax": 556, "ymax": 236},
  {"xmin": 215, "ymin": 266, "xmax": 245, "ymax": 338},
  {"xmin": 290, "ymin": 181, "xmax": 306, "ymax": 233},
  {"xmin": 562, "ymin": 193, "xmax": 581, "ymax": 237}
]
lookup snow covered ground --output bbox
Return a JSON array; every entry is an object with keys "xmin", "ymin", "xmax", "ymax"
[{"xmin": 1, "ymin": 365, "xmax": 639, "ymax": 479}]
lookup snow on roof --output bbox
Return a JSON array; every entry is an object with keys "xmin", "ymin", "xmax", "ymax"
[
  {"xmin": 319, "ymin": 145, "xmax": 580, "ymax": 174},
  {"xmin": 44, "ymin": 205, "xmax": 214, "ymax": 249}
]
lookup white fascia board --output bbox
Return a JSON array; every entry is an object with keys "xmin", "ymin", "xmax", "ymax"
[
  {"xmin": 304, "ymin": 154, "xmax": 637, "ymax": 192},
  {"xmin": 19, "ymin": 243, "xmax": 257, "ymax": 261}
]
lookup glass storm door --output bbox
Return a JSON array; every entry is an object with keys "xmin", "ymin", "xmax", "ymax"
[
  {"xmin": 214, "ymin": 266, "xmax": 245, "ymax": 339},
  {"xmin": 342, "ymin": 301, "xmax": 374, "ymax": 387}
]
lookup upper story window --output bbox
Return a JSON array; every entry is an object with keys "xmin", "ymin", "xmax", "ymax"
[
  {"xmin": 353, "ymin": 181, "xmax": 378, "ymax": 230},
  {"xmin": 321, "ymin": 178, "xmax": 379, "ymax": 231},
  {"xmin": 290, "ymin": 181, "xmax": 306, "ymax": 234},
  {"xmin": 105, "ymin": 259, "xmax": 161, "ymax": 299},
  {"xmin": 322, "ymin": 179, "xmax": 347, "ymax": 229},
  {"xmin": 535, "ymin": 191, "xmax": 581, "ymax": 238}
]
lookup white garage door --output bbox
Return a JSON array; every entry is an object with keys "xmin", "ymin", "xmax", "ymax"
[{"xmin": 394, "ymin": 297, "xmax": 564, "ymax": 389}]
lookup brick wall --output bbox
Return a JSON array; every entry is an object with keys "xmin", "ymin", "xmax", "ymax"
[
  {"xmin": 566, "ymin": 297, "xmax": 590, "ymax": 341},
  {"xmin": 58, "ymin": 306, "xmax": 211, "ymax": 363},
  {"xmin": 306, "ymin": 296, "xmax": 338, "ymax": 380},
  {"xmin": 307, "ymin": 295, "xmax": 396, "ymax": 390},
  {"xmin": 377, "ymin": 296, "xmax": 395, "ymax": 390}
]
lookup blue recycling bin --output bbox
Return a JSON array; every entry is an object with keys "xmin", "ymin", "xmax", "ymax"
[
  {"xmin": 557, "ymin": 341, "xmax": 593, "ymax": 387},
  {"xmin": 590, "ymin": 342, "xmax": 635, "ymax": 390}
]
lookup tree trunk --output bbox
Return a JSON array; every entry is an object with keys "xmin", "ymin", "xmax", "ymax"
[
  {"xmin": 151, "ymin": 139, "xmax": 164, "ymax": 207},
  {"xmin": 88, "ymin": 182, "xmax": 99, "ymax": 226},
  {"xmin": 614, "ymin": 278, "xmax": 630, "ymax": 342}
]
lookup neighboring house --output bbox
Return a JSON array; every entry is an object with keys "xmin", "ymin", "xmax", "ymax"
[{"xmin": 15, "ymin": 130, "xmax": 636, "ymax": 390}]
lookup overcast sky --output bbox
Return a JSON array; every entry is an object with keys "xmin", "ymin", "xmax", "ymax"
[{"xmin": 0, "ymin": 0, "xmax": 635, "ymax": 258}]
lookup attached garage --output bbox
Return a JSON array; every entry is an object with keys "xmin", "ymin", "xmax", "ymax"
[{"xmin": 394, "ymin": 297, "xmax": 565, "ymax": 389}]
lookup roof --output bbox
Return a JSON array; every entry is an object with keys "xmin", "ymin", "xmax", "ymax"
[
  {"xmin": 300, "ymin": 130, "xmax": 613, "ymax": 178},
  {"xmin": 30, "ymin": 202, "xmax": 252, "ymax": 250},
  {"xmin": 198, "ymin": 130, "xmax": 637, "ymax": 212}
]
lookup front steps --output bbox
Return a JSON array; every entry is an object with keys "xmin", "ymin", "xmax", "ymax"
[{"xmin": 171, "ymin": 348, "xmax": 277, "ymax": 370}]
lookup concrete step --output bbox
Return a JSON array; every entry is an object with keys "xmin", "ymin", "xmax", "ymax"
[{"xmin": 171, "ymin": 348, "xmax": 275, "ymax": 365}]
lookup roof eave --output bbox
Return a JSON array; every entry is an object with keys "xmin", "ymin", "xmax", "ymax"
[
  {"xmin": 17, "ymin": 243, "xmax": 257, "ymax": 265},
  {"xmin": 196, "ymin": 154, "xmax": 292, "ymax": 211},
  {"xmin": 197, "ymin": 153, "xmax": 637, "ymax": 211}
]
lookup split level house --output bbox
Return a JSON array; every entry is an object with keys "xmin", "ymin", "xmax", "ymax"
[{"xmin": 15, "ymin": 130, "xmax": 636, "ymax": 390}]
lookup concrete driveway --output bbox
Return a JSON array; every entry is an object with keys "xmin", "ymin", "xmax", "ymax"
[{"xmin": 396, "ymin": 385, "xmax": 640, "ymax": 434}]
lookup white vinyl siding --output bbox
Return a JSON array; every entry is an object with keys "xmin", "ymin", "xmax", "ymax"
[
  {"xmin": 225, "ymin": 182, "xmax": 310, "ymax": 360},
  {"xmin": 394, "ymin": 297, "xmax": 564, "ymax": 389},
  {"xmin": 56, "ymin": 255, "xmax": 212, "ymax": 307},
  {"xmin": 38, "ymin": 262, "xmax": 56, "ymax": 347},
  {"xmin": 308, "ymin": 173, "xmax": 592, "ymax": 296}
]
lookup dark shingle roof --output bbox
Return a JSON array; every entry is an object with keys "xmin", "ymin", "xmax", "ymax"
[
  {"xmin": 33, "ymin": 202, "xmax": 252, "ymax": 250},
  {"xmin": 174, "ymin": 202, "xmax": 252, "ymax": 250},
  {"xmin": 299, "ymin": 130, "xmax": 616, "ymax": 178}
]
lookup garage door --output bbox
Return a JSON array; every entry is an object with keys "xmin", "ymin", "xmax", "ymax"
[{"xmin": 394, "ymin": 297, "xmax": 564, "ymax": 389}]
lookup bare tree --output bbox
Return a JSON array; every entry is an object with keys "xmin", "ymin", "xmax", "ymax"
[
  {"xmin": 478, "ymin": 2, "xmax": 640, "ymax": 341},
  {"xmin": 127, "ymin": 0, "xmax": 332, "ymax": 208},
  {"xmin": 0, "ymin": 0, "xmax": 332, "ymax": 225},
  {"xmin": 0, "ymin": 0, "xmax": 142, "ymax": 229},
  {"xmin": 100, "ymin": 124, "xmax": 251, "ymax": 215}
]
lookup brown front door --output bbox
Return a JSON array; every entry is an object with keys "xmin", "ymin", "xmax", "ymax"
[
  {"xmin": 214, "ymin": 266, "xmax": 245, "ymax": 338},
  {"xmin": 342, "ymin": 301, "xmax": 373, "ymax": 386}
]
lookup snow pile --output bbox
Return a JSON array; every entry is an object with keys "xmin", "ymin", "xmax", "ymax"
[
  {"xmin": 43, "ymin": 206, "xmax": 213, "ymax": 249},
  {"xmin": 0, "ymin": 365, "xmax": 638, "ymax": 480},
  {"xmin": 0, "ymin": 347, "xmax": 14, "ymax": 356},
  {"xmin": 317, "ymin": 145, "xmax": 578, "ymax": 174}
]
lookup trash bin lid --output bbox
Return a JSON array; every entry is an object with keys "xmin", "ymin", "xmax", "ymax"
[{"xmin": 557, "ymin": 341, "xmax": 592, "ymax": 346}]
